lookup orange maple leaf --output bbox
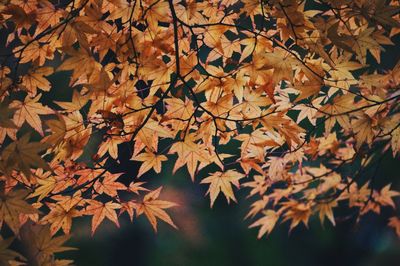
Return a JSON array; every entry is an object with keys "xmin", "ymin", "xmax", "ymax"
[
  {"xmin": 93, "ymin": 173, "xmax": 126, "ymax": 197},
  {"xmin": 10, "ymin": 94, "xmax": 53, "ymax": 136},
  {"xmin": 135, "ymin": 187, "xmax": 177, "ymax": 232},
  {"xmin": 201, "ymin": 170, "xmax": 245, "ymax": 207},
  {"xmin": 86, "ymin": 200, "xmax": 121, "ymax": 235}
]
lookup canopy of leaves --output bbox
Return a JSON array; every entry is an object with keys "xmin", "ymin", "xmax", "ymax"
[{"xmin": 0, "ymin": 0, "xmax": 400, "ymax": 262}]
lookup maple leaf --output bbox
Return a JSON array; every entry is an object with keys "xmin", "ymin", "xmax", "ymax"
[
  {"xmin": 203, "ymin": 93, "xmax": 234, "ymax": 117},
  {"xmin": 74, "ymin": 168, "xmax": 105, "ymax": 188},
  {"xmin": 240, "ymin": 0, "xmax": 262, "ymax": 18},
  {"xmin": 374, "ymin": 184, "xmax": 400, "ymax": 208},
  {"xmin": 235, "ymin": 129, "xmax": 278, "ymax": 162},
  {"xmin": 262, "ymin": 49, "xmax": 296, "ymax": 86},
  {"xmin": 351, "ymin": 113, "xmax": 376, "ymax": 149},
  {"xmin": 54, "ymin": 90, "xmax": 90, "ymax": 112},
  {"xmin": 35, "ymin": 1, "xmax": 64, "ymax": 33},
  {"xmin": 0, "ymin": 237, "xmax": 25, "ymax": 265},
  {"xmin": 119, "ymin": 200, "xmax": 137, "ymax": 222},
  {"xmin": 164, "ymin": 97, "xmax": 195, "ymax": 120},
  {"xmin": 292, "ymin": 102, "xmax": 319, "ymax": 126},
  {"xmin": 372, "ymin": 0, "xmax": 400, "ymax": 28},
  {"xmin": 240, "ymin": 87, "xmax": 273, "ymax": 116},
  {"xmin": 201, "ymin": 170, "xmax": 245, "ymax": 207},
  {"xmin": 21, "ymin": 67, "xmax": 53, "ymax": 96},
  {"xmin": 139, "ymin": 56, "xmax": 173, "ymax": 89},
  {"xmin": 249, "ymin": 210, "xmax": 279, "ymax": 239},
  {"xmin": 391, "ymin": 126, "xmax": 400, "ymax": 156},
  {"xmin": 318, "ymin": 94, "xmax": 355, "ymax": 134},
  {"xmin": 86, "ymin": 200, "xmax": 121, "ymax": 235},
  {"xmin": 9, "ymin": 94, "xmax": 53, "ymax": 136},
  {"xmin": 0, "ymin": 189, "xmax": 37, "ymax": 234},
  {"xmin": 245, "ymin": 196, "xmax": 269, "ymax": 219},
  {"xmin": 2, "ymin": 4, "xmax": 36, "ymax": 29},
  {"xmin": 267, "ymin": 157, "xmax": 288, "ymax": 182},
  {"xmin": 243, "ymin": 175, "xmax": 271, "ymax": 198},
  {"xmin": 136, "ymin": 187, "xmax": 177, "ymax": 232},
  {"xmin": 281, "ymin": 201, "xmax": 312, "ymax": 231},
  {"xmin": 1, "ymin": 134, "xmax": 50, "ymax": 177},
  {"xmin": 20, "ymin": 223, "xmax": 75, "ymax": 265},
  {"xmin": 57, "ymin": 48, "xmax": 101, "ymax": 82},
  {"xmin": 29, "ymin": 175, "xmax": 57, "ymax": 201},
  {"xmin": 294, "ymin": 63, "xmax": 324, "ymax": 102},
  {"xmin": 349, "ymin": 27, "xmax": 382, "ymax": 64},
  {"xmin": 168, "ymin": 135, "xmax": 211, "ymax": 181},
  {"xmin": 108, "ymin": 0, "xmax": 140, "ymax": 23},
  {"xmin": 134, "ymin": 119, "xmax": 173, "ymax": 153},
  {"xmin": 42, "ymin": 117, "xmax": 67, "ymax": 146},
  {"xmin": 223, "ymin": 75, "xmax": 247, "ymax": 103},
  {"xmin": 97, "ymin": 136, "xmax": 125, "ymax": 160},
  {"xmin": 343, "ymin": 182, "xmax": 371, "ymax": 208},
  {"xmin": 133, "ymin": 150, "xmax": 168, "ymax": 177},
  {"xmin": 316, "ymin": 201, "xmax": 337, "ymax": 226},
  {"xmin": 30, "ymin": 167, "xmax": 75, "ymax": 198},
  {"xmin": 41, "ymin": 193, "xmax": 83, "ymax": 235},
  {"xmin": 94, "ymin": 172, "xmax": 126, "ymax": 197},
  {"xmin": 388, "ymin": 217, "xmax": 400, "ymax": 237},
  {"xmin": 143, "ymin": 1, "xmax": 169, "ymax": 33},
  {"xmin": 13, "ymin": 39, "xmax": 54, "ymax": 67},
  {"xmin": 327, "ymin": 22, "xmax": 354, "ymax": 54}
]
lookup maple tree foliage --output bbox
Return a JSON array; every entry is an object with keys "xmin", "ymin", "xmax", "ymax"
[{"xmin": 0, "ymin": 0, "xmax": 400, "ymax": 263}]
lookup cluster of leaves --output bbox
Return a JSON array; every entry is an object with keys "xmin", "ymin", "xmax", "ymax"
[{"xmin": 0, "ymin": 0, "xmax": 400, "ymax": 263}]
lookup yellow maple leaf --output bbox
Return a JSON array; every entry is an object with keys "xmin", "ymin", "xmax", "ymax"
[
  {"xmin": 316, "ymin": 201, "xmax": 337, "ymax": 226},
  {"xmin": 201, "ymin": 170, "xmax": 245, "ymax": 207},
  {"xmin": 281, "ymin": 201, "xmax": 312, "ymax": 231},
  {"xmin": 86, "ymin": 200, "xmax": 121, "ymax": 235},
  {"xmin": 319, "ymin": 94, "xmax": 355, "ymax": 134},
  {"xmin": 351, "ymin": 113, "xmax": 376, "ymax": 149},
  {"xmin": 93, "ymin": 173, "xmax": 126, "ymax": 197},
  {"xmin": 135, "ymin": 187, "xmax": 177, "ymax": 232},
  {"xmin": 168, "ymin": 134, "xmax": 211, "ymax": 180},
  {"xmin": 249, "ymin": 210, "xmax": 279, "ymax": 238},
  {"xmin": 29, "ymin": 175, "xmax": 57, "ymax": 201},
  {"xmin": 10, "ymin": 94, "xmax": 53, "ymax": 136},
  {"xmin": 41, "ymin": 193, "xmax": 83, "ymax": 235},
  {"xmin": 374, "ymin": 184, "xmax": 400, "ymax": 208},
  {"xmin": 43, "ymin": 117, "xmax": 67, "ymax": 146},
  {"xmin": 21, "ymin": 66, "xmax": 53, "ymax": 96},
  {"xmin": 133, "ymin": 150, "xmax": 168, "ymax": 177}
]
